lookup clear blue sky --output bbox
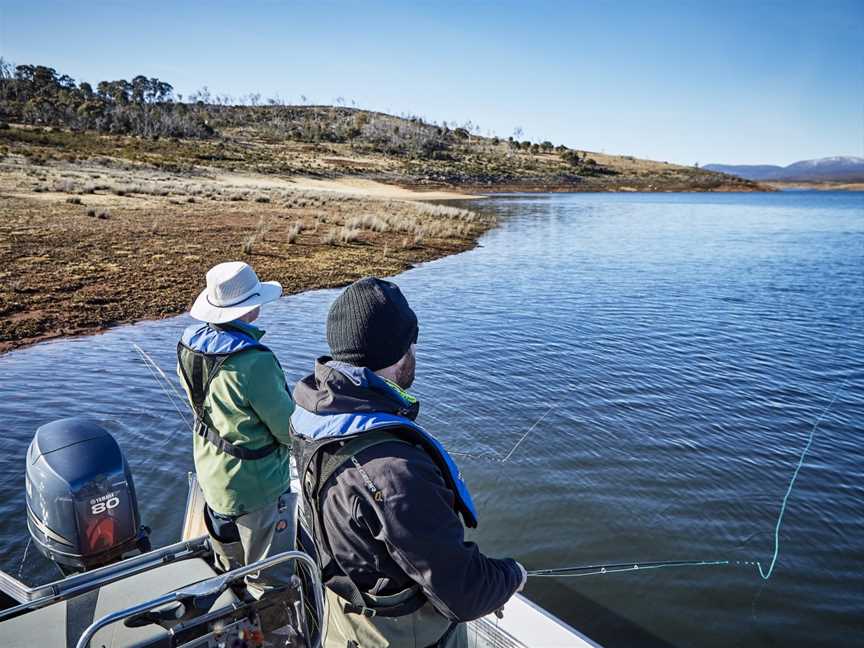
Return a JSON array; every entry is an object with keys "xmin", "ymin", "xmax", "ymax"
[{"xmin": 1, "ymin": 1, "xmax": 861, "ymax": 165}]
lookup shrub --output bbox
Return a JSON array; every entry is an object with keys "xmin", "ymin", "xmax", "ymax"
[
  {"xmin": 254, "ymin": 194, "xmax": 270, "ymax": 203},
  {"xmin": 322, "ymin": 229, "xmax": 339, "ymax": 245},
  {"xmin": 347, "ymin": 214, "xmax": 389, "ymax": 232},
  {"xmin": 241, "ymin": 237, "xmax": 254, "ymax": 254},
  {"xmin": 66, "ymin": 197, "xmax": 82, "ymax": 204},
  {"xmin": 53, "ymin": 179, "xmax": 77, "ymax": 193},
  {"xmin": 255, "ymin": 216, "xmax": 270, "ymax": 241},
  {"xmin": 339, "ymin": 226, "xmax": 362, "ymax": 243},
  {"xmin": 561, "ymin": 149, "xmax": 582, "ymax": 166},
  {"xmin": 286, "ymin": 222, "xmax": 302, "ymax": 244}
]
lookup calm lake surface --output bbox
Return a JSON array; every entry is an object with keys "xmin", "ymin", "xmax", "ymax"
[{"xmin": 2, "ymin": 191, "xmax": 862, "ymax": 647}]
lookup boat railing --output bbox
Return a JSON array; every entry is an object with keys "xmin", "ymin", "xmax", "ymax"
[
  {"xmin": 74, "ymin": 549, "xmax": 325, "ymax": 648},
  {"xmin": 0, "ymin": 535, "xmax": 211, "ymax": 621}
]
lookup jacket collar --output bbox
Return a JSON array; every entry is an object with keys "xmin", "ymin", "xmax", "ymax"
[
  {"xmin": 217, "ymin": 320, "xmax": 266, "ymax": 341},
  {"xmin": 293, "ymin": 356, "xmax": 419, "ymax": 420},
  {"xmin": 181, "ymin": 320, "xmax": 266, "ymax": 355}
]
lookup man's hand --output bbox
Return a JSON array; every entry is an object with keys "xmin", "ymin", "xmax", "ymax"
[{"xmin": 516, "ymin": 562, "xmax": 528, "ymax": 592}]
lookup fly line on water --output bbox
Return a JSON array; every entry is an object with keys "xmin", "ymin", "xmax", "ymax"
[{"xmin": 524, "ymin": 379, "xmax": 848, "ymax": 581}]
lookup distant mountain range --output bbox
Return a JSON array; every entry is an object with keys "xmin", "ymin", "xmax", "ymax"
[{"xmin": 705, "ymin": 156, "xmax": 864, "ymax": 183}]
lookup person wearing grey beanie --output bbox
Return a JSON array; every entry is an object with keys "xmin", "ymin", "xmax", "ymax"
[
  {"xmin": 291, "ymin": 277, "xmax": 526, "ymax": 648},
  {"xmin": 326, "ymin": 276, "xmax": 419, "ymax": 373}
]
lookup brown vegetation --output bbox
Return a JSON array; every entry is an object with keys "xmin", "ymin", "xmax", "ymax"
[{"xmin": 0, "ymin": 157, "xmax": 491, "ymax": 353}]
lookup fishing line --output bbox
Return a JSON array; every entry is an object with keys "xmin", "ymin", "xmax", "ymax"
[
  {"xmin": 132, "ymin": 343, "xmax": 194, "ymax": 431},
  {"xmin": 526, "ymin": 379, "xmax": 848, "ymax": 582},
  {"xmin": 501, "ymin": 404, "xmax": 554, "ymax": 462},
  {"xmin": 448, "ymin": 404, "xmax": 555, "ymax": 462},
  {"xmin": 755, "ymin": 379, "xmax": 847, "ymax": 580},
  {"xmin": 133, "ymin": 343, "xmax": 188, "ymax": 405},
  {"xmin": 16, "ymin": 537, "xmax": 32, "ymax": 579}
]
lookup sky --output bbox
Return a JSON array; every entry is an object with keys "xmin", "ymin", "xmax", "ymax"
[{"xmin": 1, "ymin": 0, "xmax": 861, "ymax": 166}]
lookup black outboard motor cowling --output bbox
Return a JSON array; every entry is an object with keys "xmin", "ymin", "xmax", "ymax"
[{"xmin": 26, "ymin": 417, "xmax": 150, "ymax": 574}]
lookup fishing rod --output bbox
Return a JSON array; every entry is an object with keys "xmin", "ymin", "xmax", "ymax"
[{"xmin": 527, "ymin": 559, "xmax": 750, "ymax": 578}]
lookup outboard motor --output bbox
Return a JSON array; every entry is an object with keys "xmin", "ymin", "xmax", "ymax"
[{"xmin": 25, "ymin": 417, "xmax": 150, "ymax": 575}]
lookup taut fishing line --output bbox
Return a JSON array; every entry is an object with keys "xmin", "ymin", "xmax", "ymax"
[
  {"xmin": 132, "ymin": 342, "xmax": 194, "ymax": 431},
  {"xmin": 449, "ymin": 403, "xmax": 554, "ymax": 462},
  {"xmin": 526, "ymin": 379, "xmax": 849, "ymax": 581}
]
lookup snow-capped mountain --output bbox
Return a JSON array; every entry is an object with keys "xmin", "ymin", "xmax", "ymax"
[{"xmin": 705, "ymin": 157, "xmax": 864, "ymax": 182}]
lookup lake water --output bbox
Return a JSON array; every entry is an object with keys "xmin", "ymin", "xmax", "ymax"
[{"xmin": 1, "ymin": 191, "xmax": 862, "ymax": 647}]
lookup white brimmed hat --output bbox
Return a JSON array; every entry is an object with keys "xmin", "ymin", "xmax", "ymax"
[{"xmin": 190, "ymin": 261, "xmax": 282, "ymax": 324}]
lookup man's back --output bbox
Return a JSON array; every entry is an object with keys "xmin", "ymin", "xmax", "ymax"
[
  {"xmin": 318, "ymin": 438, "xmax": 521, "ymax": 622},
  {"xmin": 177, "ymin": 320, "xmax": 294, "ymax": 516}
]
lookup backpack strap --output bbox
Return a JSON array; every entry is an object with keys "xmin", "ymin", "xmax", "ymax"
[
  {"xmin": 301, "ymin": 429, "xmax": 427, "ymax": 618},
  {"xmin": 177, "ymin": 342, "xmax": 279, "ymax": 461}
]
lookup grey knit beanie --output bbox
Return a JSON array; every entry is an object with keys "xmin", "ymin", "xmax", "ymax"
[{"xmin": 326, "ymin": 277, "xmax": 418, "ymax": 371}]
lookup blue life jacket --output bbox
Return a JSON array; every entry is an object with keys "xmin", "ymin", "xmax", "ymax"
[
  {"xmin": 290, "ymin": 363, "xmax": 479, "ymax": 529},
  {"xmin": 179, "ymin": 321, "xmax": 268, "ymax": 355},
  {"xmin": 177, "ymin": 322, "xmax": 278, "ymax": 461}
]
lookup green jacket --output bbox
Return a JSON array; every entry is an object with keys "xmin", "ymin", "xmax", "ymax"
[{"xmin": 177, "ymin": 321, "xmax": 295, "ymax": 516}]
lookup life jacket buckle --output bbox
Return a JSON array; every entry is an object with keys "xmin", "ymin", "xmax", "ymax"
[{"xmin": 343, "ymin": 602, "xmax": 376, "ymax": 617}]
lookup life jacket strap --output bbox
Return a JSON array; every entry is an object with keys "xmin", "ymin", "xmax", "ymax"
[
  {"xmin": 178, "ymin": 341, "xmax": 279, "ymax": 461},
  {"xmin": 341, "ymin": 593, "xmax": 426, "ymax": 618},
  {"xmin": 193, "ymin": 418, "xmax": 279, "ymax": 461}
]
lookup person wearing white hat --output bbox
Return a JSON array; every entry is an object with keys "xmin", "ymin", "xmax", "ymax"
[{"xmin": 177, "ymin": 261, "xmax": 296, "ymax": 598}]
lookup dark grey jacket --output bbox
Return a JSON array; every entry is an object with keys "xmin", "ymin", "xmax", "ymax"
[{"xmin": 291, "ymin": 358, "xmax": 522, "ymax": 622}]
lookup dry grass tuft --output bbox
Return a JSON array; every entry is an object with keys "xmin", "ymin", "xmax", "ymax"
[
  {"xmin": 286, "ymin": 222, "xmax": 302, "ymax": 244},
  {"xmin": 241, "ymin": 235, "xmax": 256, "ymax": 255},
  {"xmin": 86, "ymin": 207, "xmax": 111, "ymax": 220}
]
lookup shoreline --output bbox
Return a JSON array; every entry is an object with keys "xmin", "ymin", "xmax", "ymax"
[
  {"xmin": 393, "ymin": 178, "xmax": 770, "ymax": 194},
  {"xmin": 0, "ymin": 162, "xmax": 494, "ymax": 355},
  {"xmin": 764, "ymin": 180, "xmax": 864, "ymax": 191},
  {"xmin": 0, "ymin": 123, "xmax": 775, "ymax": 357}
]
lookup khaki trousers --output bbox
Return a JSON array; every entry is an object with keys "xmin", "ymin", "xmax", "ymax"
[
  {"xmin": 324, "ymin": 587, "xmax": 468, "ymax": 648},
  {"xmin": 207, "ymin": 490, "xmax": 297, "ymax": 598}
]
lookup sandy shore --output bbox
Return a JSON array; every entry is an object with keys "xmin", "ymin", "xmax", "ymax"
[
  {"xmin": 215, "ymin": 173, "xmax": 480, "ymax": 200},
  {"xmin": 765, "ymin": 181, "xmax": 864, "ymax": 191}
]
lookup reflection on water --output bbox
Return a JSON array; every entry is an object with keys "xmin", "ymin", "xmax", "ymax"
[{"xmin": 2, "ymin": 191, "xmax": 863, "ymax": 647}]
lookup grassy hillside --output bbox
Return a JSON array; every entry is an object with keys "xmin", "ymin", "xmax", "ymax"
[{"xmin": 0, "ymin": 63, "xmax": 764, "ymax": 193}]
